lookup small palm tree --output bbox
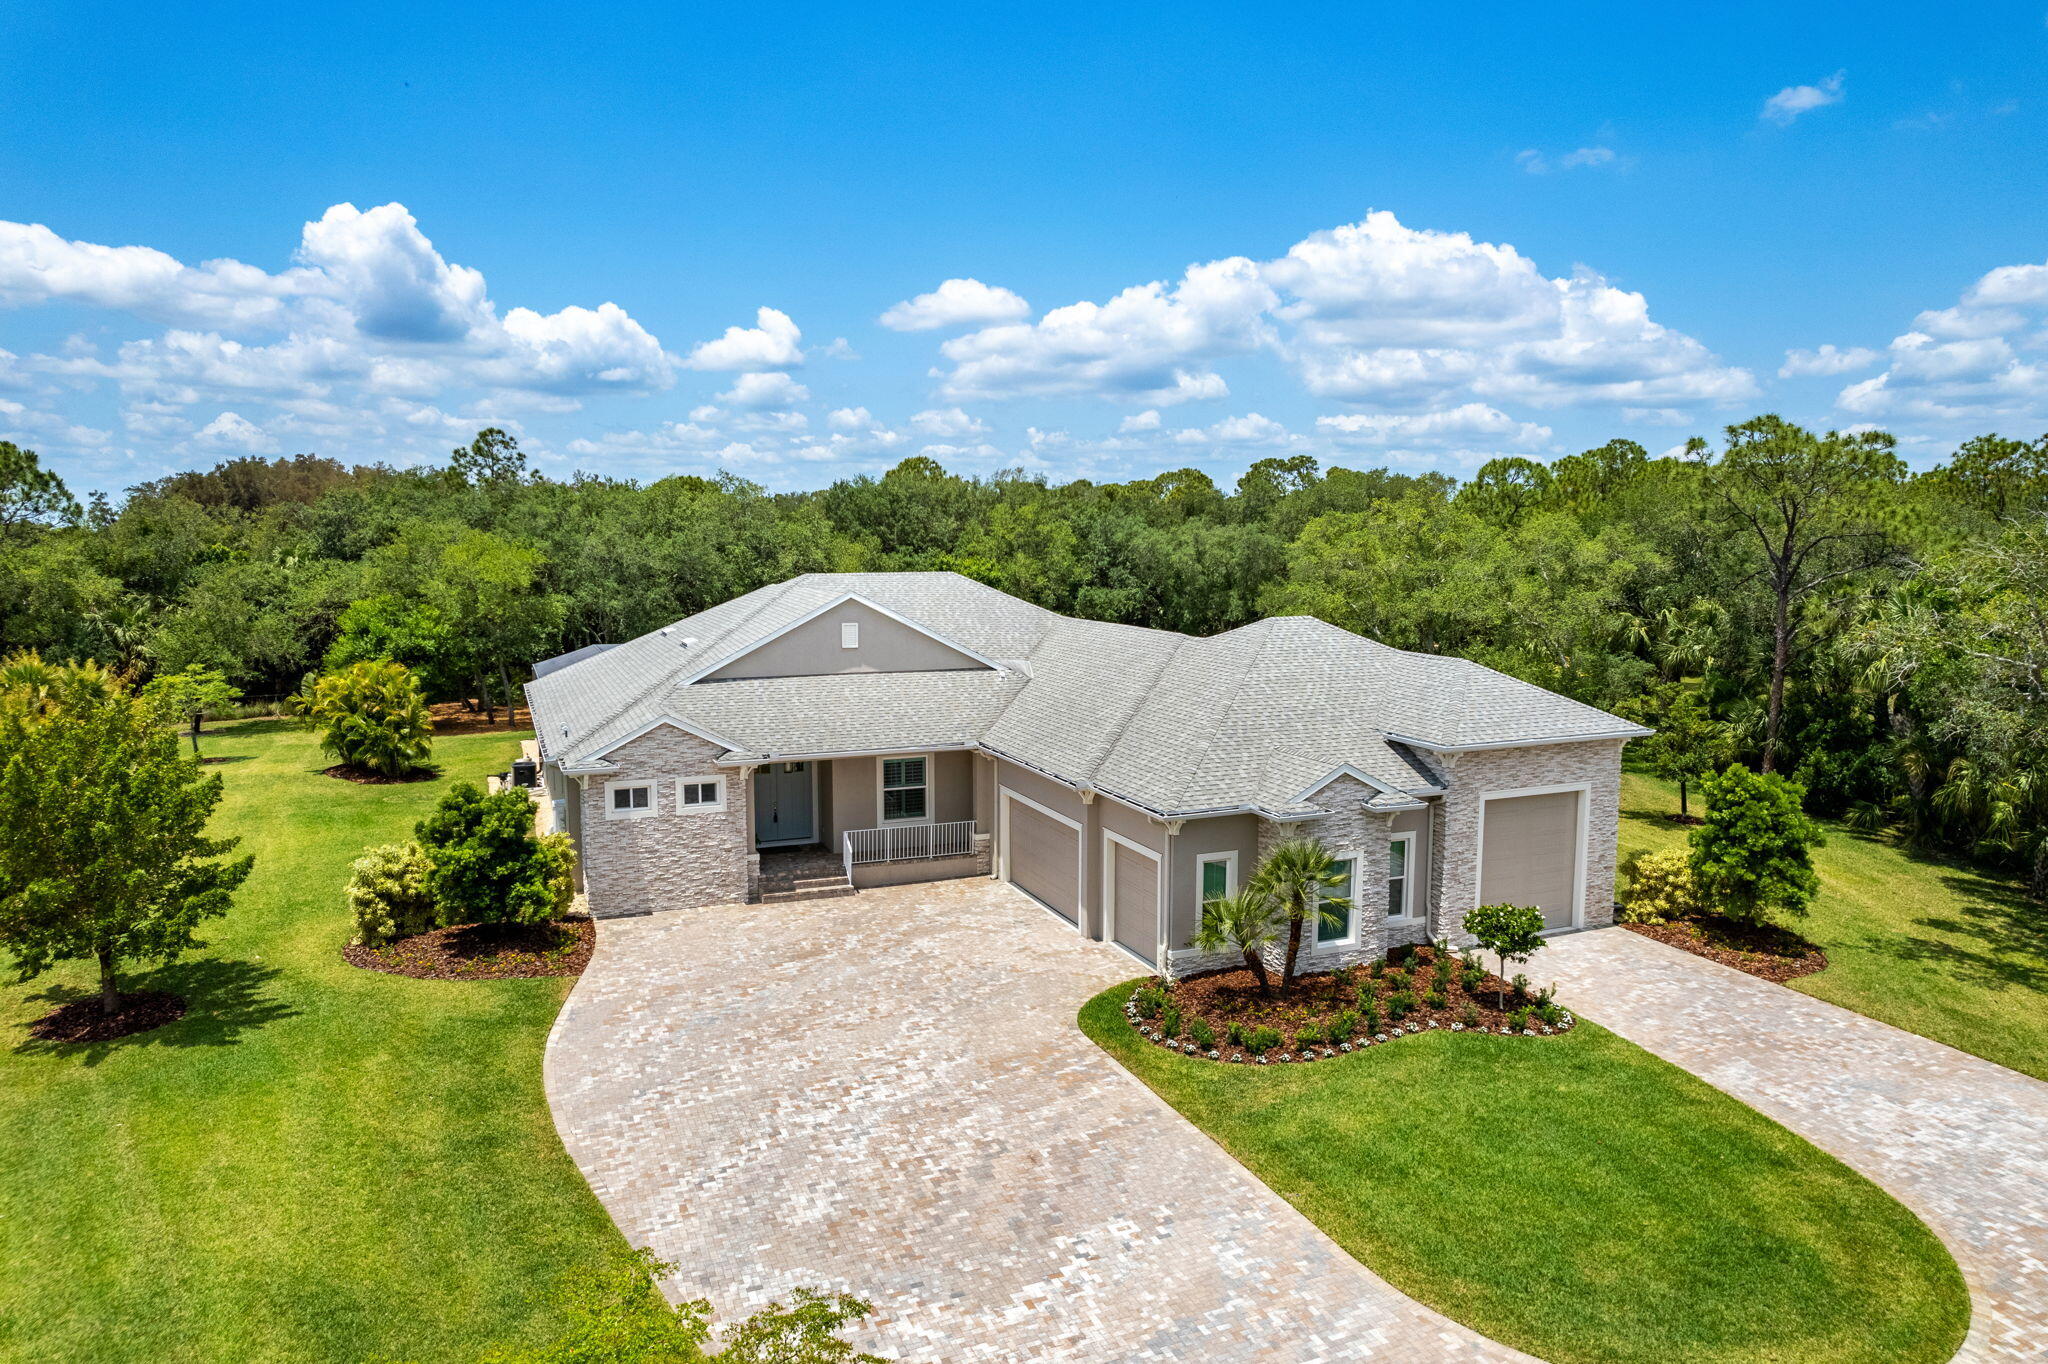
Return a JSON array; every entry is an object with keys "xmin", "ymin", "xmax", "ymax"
[
  {"xmin": 1252, "ymin": 837, "xmax": 1352, "ymax": 993},
  {"xmin": 1191, "ymin": 887, "xmax": 1281, "ymax": 997},
  {"xmin": 302, "ymin": 660, "xmax": 434, "ymax": 777}
]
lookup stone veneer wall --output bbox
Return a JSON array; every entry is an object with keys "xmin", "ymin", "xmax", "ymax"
[
  {"xmin": 1253, "ymin": 774, "xmax": 1396, "ymax": 976},
  {"xmin": 577, "ymin": 725, "xmax": 755, "ymax": 918},
  {"xmin": 1429, "ymin": 738, "xmax": 1625, "ymax": 945}
]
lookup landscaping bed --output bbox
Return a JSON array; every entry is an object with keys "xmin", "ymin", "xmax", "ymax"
[
  {"xmin": 322, "ymin": 762, "xmax": 437, "ymax": 785},
  {"xmin": 1625, "ymin": 916, "xmax": 1827, "ymax": 984},
  {"xmin": 27, "ymin": 990, "xmax": 187, "ymax": 1044},
  {"xmin": 1128, "ymin": 942, "xmax": 1573, "ymax": 1063},
  {"xmin": 343, "ymin": 916, "xmax": 593, "ymax": 980}
]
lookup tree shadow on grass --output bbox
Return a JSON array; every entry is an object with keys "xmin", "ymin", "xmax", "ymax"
[
  {"xmin": 1844, "ymin": 852, "xmax": 2048, "ymax": 996},
  {"xmin": 12, "ymin": 956, "xmax": 300, "ymax": 1065},
  {"xmin": 211, "ymin": 716, "xmax": 301, "ymax": 740}
]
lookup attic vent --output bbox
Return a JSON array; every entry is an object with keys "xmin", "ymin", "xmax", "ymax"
[
  {"xmin": 681, "ymin": 636, "xmax": 698, "ymax": 647},
  {"xmin": 658, "ymin": 627, "xmax": 671, "ymax": 637}
]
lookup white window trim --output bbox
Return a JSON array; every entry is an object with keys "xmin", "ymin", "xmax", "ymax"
[
  {"xmin": 877, "ymin": 752, "xmax": 934, "ymax": 825},
  {"xmin": 1313, "ymin": 848, "xmax": 1363, "ymax": 948},
  {"xmin": 1102, "ymin": 829, "xmax": 1165, "ymax": 968},
  {"xmin": 1194, "ymin": 850, "xmax": 1238, "ymax": 909},
  {"xmin": 1386, "ymin": 831, "xmax": 1418, "ymax": 921},
  {"xmin": 675, "ymin": 775, "xmax": 728, "ymax": 814},
  {"xmin": 605, "ymin": 778, "xmax": 659, "ymax": 820},
  {"xmin": 1473, "ymin": 781, "xmax": 1591, "ymax": 934},
  {"xmin": 840, "ymin": 621, "xmax": 859, "ymax": 649}
]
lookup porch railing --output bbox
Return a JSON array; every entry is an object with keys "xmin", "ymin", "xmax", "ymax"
[{"xmin": 843, "ymin": 820, "xmax": 977, "ymax": 876}]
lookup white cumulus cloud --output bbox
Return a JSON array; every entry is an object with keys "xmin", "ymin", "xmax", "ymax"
[
  {"xmin": 685, "ymin": 306, "xmax": 803, "ymax": 371},
  {"xmin": 879, "ymin": 278, "xmax": 1031, "ymax": 331},
  {"xmin": 716, "ymin": 370, "xmax": 810, "ymax": 408},
  {"xmin": 1316, "ymin": 403, "xmax": 1552, "ymax": 447}
]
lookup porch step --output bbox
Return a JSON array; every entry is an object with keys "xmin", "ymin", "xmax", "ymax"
[
  {"xmin": 757, "ymin": 876, "xmax": 851, "ymax": 897},
  {"xmin": 762, "ymin": 872, "xmax": 854, "ymax": 893}
]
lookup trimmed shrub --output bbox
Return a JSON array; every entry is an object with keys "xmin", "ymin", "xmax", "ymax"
[
  {"xmin": 1328, "ymin": 1009, "xmax": 1359, "ymax": 1043},
  {"xmin": 1507, "ymin": 1006, "xmax": 1531, "ymax": 1031},
  {"xmin": 1294, "ymin": 1022, "xmax": 1323, "ymax": 1048},
  {"xmin": 1535, "ymin": 1001, "xmax": 1563, "ymax": 1027},
  {"xmin": 1460, "ymin": 1002, "xmax": 1480, "ymax": 1028},
  {"xmin": 1159, "ymin": 1004, "xmax": 1182, "ymax": 1039},
  {"xmin": 1426, "ymin": 988, "xmax": 1448, "ymax": 1010},
  {"xmin": 346, "ymin": 840, "xmax": 436, "ymax": 946},
  {"xmin": 1383, "ymin": 966, "xmax": 1410, "ymax": 992},
  {"xmin": 1189, "ymin": 1018, "xmax": 1217, "ymax": 1050},
  {"xmin": 1132, "ymin": 985, "xmax": 1166, "ymax": 1019},
  {"xmin": 1460, "ymin": 966, "xmax": 1484, "ymax": 993},
  {"xmin": 416, "ymin": 782, "xmax": 560, "ymax": 927},
  {"xmin": 1690, "ymin": 764, "xmax": 1825, "ymax": 925},
  {"xmin": 1621, "ymin": 848, "xmax": 1705, "ymax": 924},
  {"xmin": 1225, "ymin": 1019, "xmax": 1247, "ymax": 1047},
  {"xmin": 1386, "ymin": 990, "xmax": 1416, "ymax": 1020}
]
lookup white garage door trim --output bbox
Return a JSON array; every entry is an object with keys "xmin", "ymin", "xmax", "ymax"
[
  {"xmin": 997, "ymin": 785, "xmax": 1084, "ymax": 929},
  {"xmin": 1102, "ymin": 829, "xmax": 1164, "ymax": 968},
  {"xmin": 1473, "ymin": 781, "xmax": 1589, "ymax": 933}
]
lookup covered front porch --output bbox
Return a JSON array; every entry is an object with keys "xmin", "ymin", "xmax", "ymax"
[{"xmin": 747, "ymin": 749, "xmax": 993, "ymax": 899}]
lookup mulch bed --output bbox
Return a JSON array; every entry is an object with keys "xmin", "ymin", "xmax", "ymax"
[
  {"xmin": 427, "ymin": 701, "xmax": 529, "ymax": 735},
  {"xmin": 343, "ymin": 917, "xmax": 593, "ymax": 980},
  {"xmin": 28, "ymin": 990, "xmax": 187, "ymax": 1044},
  {"xmin": 322, "ymin": 763, "xmax": 437, "ymax": 785},
  {"xmin": 1130, "ymin": 942, "xmax": 1575, "ymax": 1064},
  {"xmin": 1625, "ymin": 917, "xmax": 1828, "ymax": 983}
]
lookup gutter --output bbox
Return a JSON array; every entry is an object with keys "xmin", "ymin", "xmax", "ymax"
[{"xmin": 1385, "ymin": 726, "xmax": 1652, "ymax": 755}]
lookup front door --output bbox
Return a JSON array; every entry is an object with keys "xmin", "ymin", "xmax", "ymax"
[{"xmin": 754, "ymin": 762, "xmax": 816, "ymax": 846}]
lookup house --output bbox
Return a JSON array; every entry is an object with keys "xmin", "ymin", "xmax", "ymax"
[{"xmin": 524, "ymin": 571, "xmax": 1649, "ymax": 976}]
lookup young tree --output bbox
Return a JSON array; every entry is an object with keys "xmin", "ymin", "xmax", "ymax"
[
  {"xmin": 1700, "ymin": 417, "xmax": 1905, "ymax": 772},
  {"xmin": 416, "ymin": 782, "xmax": 560, "ymax": 927},
  {"xmin": 0, "ymin": 656, "xmax": 252, "ymax": 1016},
  {"xmin": 1632, "ymin": 687, "xmax": 1732, "ymax": 818},
  {"xmin": 1191, "ymin": 887, "xmax": 1282, "ymax": 996},
  {"xmin": 141, "ymin": 664, "xmax": 243, "ymax": 754},
  {"xmin": 1690, "ymin": 764, "xmax": 1825, "ymax": 925},
  {"xmin": 1461, "ymin": 902, "xmax": 1546, "ymax": 1010},
  {"xmin": 1250, "ymin": 838, "xmax": 1352, "ymax": 993},
  {"xmin": 303, "ymin": 660, "xmax": 434, "ymax": 777}
]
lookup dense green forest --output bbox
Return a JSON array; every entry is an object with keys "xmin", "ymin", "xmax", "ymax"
[{"xmin": 2, "ymin": 418, "xmax": 2044, "ymax": 897}]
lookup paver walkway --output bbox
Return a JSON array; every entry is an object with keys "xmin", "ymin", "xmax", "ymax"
[
  {"xmin": 1541, "ymin": 926, "xmax": 2048, "ymax": 1362},
  {"xmin": 546, "ymin": 878, "xmax": 1534, "ymax": 1362}
]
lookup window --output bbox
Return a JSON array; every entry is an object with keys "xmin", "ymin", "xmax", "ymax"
[
  {"xmin": 1316, "ymin": 856, "xmax": 1357, "ymax": 943},
  {"xmin": 677, "ymin": 777, "xmax": 725, "ymax": 812},
  {"xmin": 1196, "ymin": 852, "xmax": 1236, "ymax": 908},
  {"xmin": 880, "ymin": 755, "xmax": 928, "ymax": 822},
  {"xmin": 1387, "ymin": 832, "xmax": 1416, "ymax": 919},
  {"xmin": 840, "ymin": 621, "xmax": 859, "ymax": 649},
  {"xmin": 607, "ymin": 781, "xmax": 656, "ymax": 819}
]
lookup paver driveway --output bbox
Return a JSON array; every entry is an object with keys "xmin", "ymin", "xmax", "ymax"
[
  {"xmin": 1541, "ymin": 927, "xmax": 2048, "ymax": 1362},
  {"xmin": 546, "ymin": 877, "xmax": 1533, "ymax": 1362}
]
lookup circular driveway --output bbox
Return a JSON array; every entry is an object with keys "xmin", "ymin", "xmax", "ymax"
[{"xmin": 545, "ymin": 876, "xmax": 1533, "ymax": 1362}]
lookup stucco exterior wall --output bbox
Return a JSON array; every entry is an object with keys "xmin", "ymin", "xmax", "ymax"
[
  {"xmin": 577, "ymin": 725, "xmax": 754, "ymax": 917},
  {"xmin": 1164, "ymin": 813, "xmax": 1258, "ymax": 948},
  {"xmin": 1430, "ymin": 738, "xmax": 1625, "ymax": 943},
  {"xmin": 703, "ymin": 598, "xmax": 989, "ymax": 680}
]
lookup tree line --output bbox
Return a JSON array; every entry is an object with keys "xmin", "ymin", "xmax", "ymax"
[{"xmin": 2, "ymin": 418, "xmax": 2044, "ymax": 896}]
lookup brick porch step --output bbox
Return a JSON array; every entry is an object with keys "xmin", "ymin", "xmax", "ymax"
[{"xmin": 758, "ymin": 881, "xmax": 856, "ymax": 904}]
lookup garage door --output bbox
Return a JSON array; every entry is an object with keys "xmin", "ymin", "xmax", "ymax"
[
  {"xmin": 1110, "ymin": 841, "xmax": 1159, "ymax": 966},
  {"xmin": 1004, "ymin": 795, "xmax": 1081, "ymax": 923},
  {"xmin": 1479, "ymin": 790, "xmax": 1582, "ymax": 930}
]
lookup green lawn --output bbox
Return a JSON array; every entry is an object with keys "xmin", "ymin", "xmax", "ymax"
[
  {"xmin": 1081, "ymin": 988, "xmax": 1967, "ymax": 1364},
  {"xmin": 1620, "ymin": 768, "xmax": 2048, "ymax": 1082},
  {"xmin": 0, "ymin": 720, "xmax": 627, "ymax": 1364}
]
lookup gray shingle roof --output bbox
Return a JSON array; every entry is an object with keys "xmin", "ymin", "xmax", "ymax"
[{"xmin": 526, "ymin": 571, "xmax": 1647, "ymax": 814}]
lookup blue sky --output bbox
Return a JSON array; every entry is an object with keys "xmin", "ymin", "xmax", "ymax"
[{"xmin": 3, "ymin": 1, "xmax": 2046, "ymax": 495}]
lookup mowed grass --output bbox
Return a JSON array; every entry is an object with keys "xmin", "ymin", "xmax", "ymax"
[
  {"xmin": 1081, "ymin": 989, "xmax": 1967, "ymax": 1364},
  {"xmin": 0, "ymin": 720, "xmax": 627, "ymax": 1364},
  {"xmin": 1619, "ymin": 768, "xmax": 2048, "ymax": 1081}
]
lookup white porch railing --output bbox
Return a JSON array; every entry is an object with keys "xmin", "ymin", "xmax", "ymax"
[{"xmin": 843, "ymin": 820, "xmax": 977, "ymax": 876}]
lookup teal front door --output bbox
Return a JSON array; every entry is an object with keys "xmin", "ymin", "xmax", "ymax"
[{"xmin": 753, "ymin": 762, "xmax": 816, "ymax": 846}]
